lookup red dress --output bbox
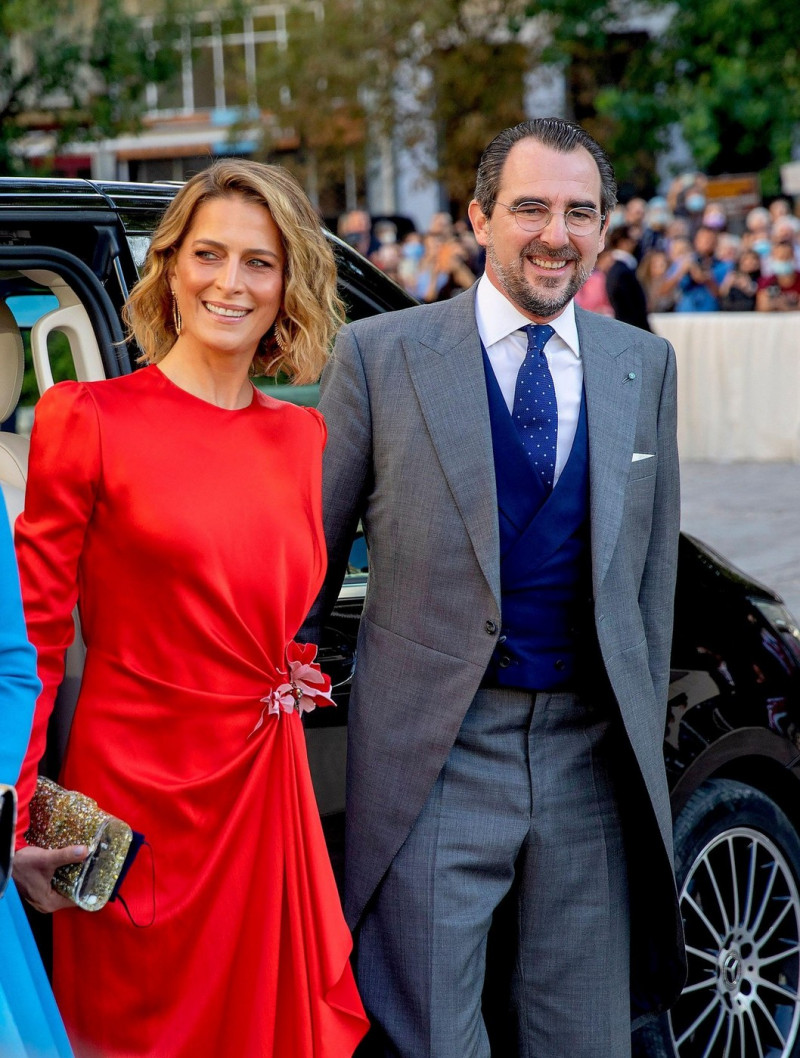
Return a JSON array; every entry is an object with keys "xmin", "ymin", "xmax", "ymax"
[{"xmin": 14, "ymin": 366, "xmax": 368, "ymax": 1058}]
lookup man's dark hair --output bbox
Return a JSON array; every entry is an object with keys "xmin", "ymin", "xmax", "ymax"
[{"xmin": 474, "ymin": 118, "xmax": 618, "ymax": 220}]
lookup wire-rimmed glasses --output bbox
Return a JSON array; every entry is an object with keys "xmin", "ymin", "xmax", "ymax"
[{"xmin": 494, "ymin": 200, "xmax": 606, "ymax": 236}]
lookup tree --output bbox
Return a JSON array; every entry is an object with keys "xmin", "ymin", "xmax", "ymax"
[
  {"xmin": 0, "ymin": 0, "xmax": 180, "ymax": 176},
  {"xmin": 650, "ymin": 0, "xmax": 800, "ymax": 192},
  {"xmin": 534, "ymin": 0, "xmax": 800, "ymax": 195},
  {"xmin": 257, "ymin": 0, "xmax": 536, "ymax": 217},
  {"xmin": 409, "ymin": 35, "xmax": 532, "ymax": 210}
]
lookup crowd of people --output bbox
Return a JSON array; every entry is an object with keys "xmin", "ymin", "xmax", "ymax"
[
  {"xmin": 337, "ymin": 208, "xmax": 485, "ymax": 302},
  {"xmin": 586, "ymin": 177, "xmax": 800, "ymax": 319},
  {"xmin": 340, "ymin": 171, "xmax": 800, "ymax": 324}
]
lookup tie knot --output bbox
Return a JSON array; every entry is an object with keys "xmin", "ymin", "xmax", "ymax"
[{"xmin": 524, "ymin": 323, "xmax": 555, "ymax": 353}]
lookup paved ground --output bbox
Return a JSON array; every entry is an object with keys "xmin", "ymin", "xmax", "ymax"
[{"xmin": 680, "ymin": 461, "xmax": 800, "ymax": 620}]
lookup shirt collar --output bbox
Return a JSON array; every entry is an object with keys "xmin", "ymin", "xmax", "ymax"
[
  {"xmin": 611, "ymin": 249, "xmax": 638, "ymax": 270},
  {"xmin": 475, "ymin": 272, "xmax": 581, "ymax": 359}
]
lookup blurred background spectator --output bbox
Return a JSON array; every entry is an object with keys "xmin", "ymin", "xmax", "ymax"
[
  {"xmin": 756, "ymin": 242, "xmax": 800, "ymax": 311},
  {"xmin": 769, "ymin": 198, "xmax": 792, "ymax": 223},
  {"xmin": 606, "ymin": 203, "xmax": 627, "ymax": 233},
  {"xmin": 453, "ymin": 218, "xmax": 484, "ymax": 275},
  {"xmin": 718, "ymin": 248, "xmax": 762, "ymax": 311},
  {"xmin": 670, "ymin": 172, "xmax": 708, "ymax": 235},
  {"xmin": 743, "ymin": 207, "xmax": 773, "ymax": 260},
  {"xmin": 638, "ymin": 197, "xmax": 672, "ymax": 258},
  {"xmin": 602, "ymin": 225, "xmax": 652, "ymax": 330},
  {"xmin": 337, "ymin": 209, "xmax": 377, "ymax": 257},
  {"xmin": 764, "ymin": 216, "xmax": 800, "ymax": 274},
  {"xmin": 715, "ymin": 233, "xmax": 741, "ymax": 265},
  {"xmin": 411, "ymin": 227, "xmax": 476, "ymax": 302},
  {"xmin": 623, "ymin": 197, "xmax": 647, "ymax": 256},
  {"xmin": 397, "ymin": 231, "xmax": 425, "ymax": 295},
  {"xmin": 637, "ymin": 247, "xmax": 675, "ymax": 314},
  {"xmin": 701, "ymin": 203, "xmax": 727, "ymax": 233},
  {"xmin": 574, "ymin": 252, "xmax": 615, "ymax": 317},
  {"xmin": 664, "ymin": 215, "xmax": 691, "ymax": 247},
  {"xmin": 369, "ymin": 219, "xmax": 401, "ymax": 283},
  {"xmin": 664, "ymin": 226, "xmax": 731, "ymax": 312},
  {"xmin": 427, "ymin": 211, "xmax": 454, "ymax": 239}
]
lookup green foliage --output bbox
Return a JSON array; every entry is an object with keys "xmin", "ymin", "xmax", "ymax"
[
  {"xmin": 416, "ymin": 39, "xmax": 529, "ymax": 207},
  {"xmin": 268, "ymin": 0, "xmax": 800, "ymax": 207},
  {"xmin": 6, "ymin": 0, "xmax": 797, "ymax": 202},
  {"xmin": 532, "ymin": 0, "xmax": 800, "ymax": 194},
  {"xmin": 258, "ymin": 0, "xmax": 533, "ymax": 215},
  {"xmin": 660, "ymin": 0, "xmax": 800, "ymax": 191},
  {"xmin": 0, "ymin": 0, "xmax": 182, "ymax": 175},
  {"xmin": 18, "ymin": 331, "xmax": 76, "ymax": 407},
  {"xmin": 255, "ymin": 0, "xmax": 376, "ymax": 206}
]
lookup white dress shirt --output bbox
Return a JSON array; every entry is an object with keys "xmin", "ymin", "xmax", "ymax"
[{"xmin": 474, "ymin": 273, "xmax": 584, "ymax": 485}]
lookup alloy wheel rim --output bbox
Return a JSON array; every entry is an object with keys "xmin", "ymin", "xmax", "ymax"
[{"xmin": 669, "ymin": 826, "xmax": 800, "ymax": 1057}]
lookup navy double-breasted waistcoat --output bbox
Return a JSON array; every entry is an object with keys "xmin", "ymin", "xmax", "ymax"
[{"xmin": 481, "ymin": 348, "xmax": 592, "ymax": 691}]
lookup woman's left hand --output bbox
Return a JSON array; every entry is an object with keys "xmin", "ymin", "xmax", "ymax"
[{"xmin": 12, "ymin": 843, "xmax": 88, "ymax": 912}]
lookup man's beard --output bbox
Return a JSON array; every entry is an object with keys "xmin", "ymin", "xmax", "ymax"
[{"xmin": 486, "ymin": 236, "xmax": 592, "ymax": 319}]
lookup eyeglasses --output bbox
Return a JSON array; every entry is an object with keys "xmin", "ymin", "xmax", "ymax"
[{"xmin": 494, "ymin": 200, "xmax": 605, "ymax": 236}]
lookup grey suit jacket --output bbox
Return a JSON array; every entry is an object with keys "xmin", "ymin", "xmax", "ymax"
[{"xmin": 307, "ymin": 285, "xmax": 686, "ymax": 1017}]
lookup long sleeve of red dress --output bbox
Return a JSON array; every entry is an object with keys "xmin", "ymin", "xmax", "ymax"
[{"xmin": 15, "ymin": 382, "xmax": 100, "ymax": 839}]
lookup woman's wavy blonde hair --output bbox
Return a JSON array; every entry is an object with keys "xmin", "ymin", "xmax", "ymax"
[{"xmin": 124, "ymin": 159, "xmax": 345, "ymax": 383}]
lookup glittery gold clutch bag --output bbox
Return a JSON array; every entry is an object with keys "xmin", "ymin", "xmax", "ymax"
[
  {"xmin": 25, "ymin": 777, "xmax": 133, "ymax": 912},
  {"xmin": 0, "ymin": 783, "xmax": 16, "ymax": 899}
]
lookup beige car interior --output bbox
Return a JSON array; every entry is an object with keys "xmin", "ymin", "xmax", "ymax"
[{"xmin": 0, "ymin": 269, "xmax": 105, "ymax": 487}]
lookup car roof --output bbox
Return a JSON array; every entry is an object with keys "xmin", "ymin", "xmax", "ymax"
[{"xmin": 0, "ymin": 176, "xmax": 178, "ymax": 212}]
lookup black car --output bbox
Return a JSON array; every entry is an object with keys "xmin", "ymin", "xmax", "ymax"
[{"xmin": 2, "ymin": 178, "xmax": 800, "ymax": 1058}]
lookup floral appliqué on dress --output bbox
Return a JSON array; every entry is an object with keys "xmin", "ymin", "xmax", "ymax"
[{"xmin": 249, "ymin": 641, "xmax": 334, "ymax": 737}]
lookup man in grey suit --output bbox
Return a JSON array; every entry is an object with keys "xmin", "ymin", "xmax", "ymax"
[{"xmin": 306, "ymin": 118, "xmax": 686, "ymax": 1057}]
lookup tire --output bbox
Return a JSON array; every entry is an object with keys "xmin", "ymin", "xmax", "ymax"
[{"xmin": 635, "ymin": 778, "xmax": 800, "ymax": 1058}]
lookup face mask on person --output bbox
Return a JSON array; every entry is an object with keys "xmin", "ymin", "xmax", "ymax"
[
  {"xmin": 647, "ymin": 211, "xmax": 670, "ymax": 229},
  {"xmin": 403, "ymin": 242, "xmax": 425, "ymax": 261},
  {"xmin": 770, "ymin": 259, "xmax": 796, "ymax": 277},
  {"xmin": 753, "ymin": 239, "xmax": 771, "ymax": 255},
  {"xmin": 685, "ymin": 193, "xmax": 706, "ymax": 213}
]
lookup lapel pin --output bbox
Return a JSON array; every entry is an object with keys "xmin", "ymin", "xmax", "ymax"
[{"xmin": 624, "ymin": 372, "xmax": 636, "ymax": 383}]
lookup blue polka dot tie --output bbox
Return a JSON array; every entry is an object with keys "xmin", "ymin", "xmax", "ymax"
[{"xmin": 513, "ymin": 324, "xmax": 557, "ymax": 490}]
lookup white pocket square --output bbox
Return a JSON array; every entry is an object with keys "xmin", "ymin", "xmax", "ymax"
[{"xmin": 632, "ymin": 453, "xmax": 654, "ymax": 462}]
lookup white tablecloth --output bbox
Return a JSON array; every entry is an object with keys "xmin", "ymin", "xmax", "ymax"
[{"xmin": 650, "ymin": 312, "xmax": 800, "ymax": 462}]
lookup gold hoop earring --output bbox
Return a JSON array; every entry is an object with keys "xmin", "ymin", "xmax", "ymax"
[{"xmin": 171, "ymin": 291, "xmax": 182, "ymax": 336}]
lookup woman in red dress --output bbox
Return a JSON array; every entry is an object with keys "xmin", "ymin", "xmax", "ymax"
[{"xmin": 12, "ymin": 160, "xmax": 368, "ymax": 1057}]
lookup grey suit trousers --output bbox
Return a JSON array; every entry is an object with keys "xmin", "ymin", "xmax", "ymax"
[{"xmin": 353, "ymin": 686, "xmax": 631, "ymax": 1058}]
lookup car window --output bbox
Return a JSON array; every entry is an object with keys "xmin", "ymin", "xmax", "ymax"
[
  {"xmin": 126, "ymin": 235, "xmax": 151, "ymax": 271},
  {"xmin": 0, "ymin": 257, "xmax": 121, "ymax": 437},
  {"xmin": 5, "ymin": 293, "xmax": 59, "ymax": 327},
  {"xmin": 1, "ymin": 277, "xmax": 79, "ymax": 434}
]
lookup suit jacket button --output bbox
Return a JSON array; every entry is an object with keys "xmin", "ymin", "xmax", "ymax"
[
  {"xmin": 485, "ymin": 620, "xmax": 498, "ymax": 635},
  {"xmin": 498, "ymin": 655, "xmax": 511, "ymax": 668},
  {"xmin": 554, "ymin": 659, "xmax": 566, "ymax": 671}
]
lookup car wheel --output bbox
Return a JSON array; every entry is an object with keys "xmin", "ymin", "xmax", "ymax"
[{"xmin": 635, "ymin": 778, "xmax": 800, "ymax": 1058}]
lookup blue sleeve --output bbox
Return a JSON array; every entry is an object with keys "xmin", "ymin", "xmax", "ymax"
[{"xmin": 0, "ymin": 493, "xmax": 41, "ymax": 785}]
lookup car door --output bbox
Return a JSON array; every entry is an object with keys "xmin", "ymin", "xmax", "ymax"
[{"xmin": 0, "ymin": 238, "xmax": 132, "ymax": 777}]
